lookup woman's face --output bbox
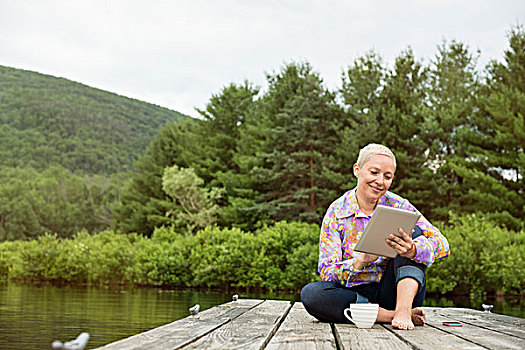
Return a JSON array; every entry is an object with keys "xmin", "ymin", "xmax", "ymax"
[{"xmin": 353, "ymin": 154, "xmax": 396, "ymax": 202}]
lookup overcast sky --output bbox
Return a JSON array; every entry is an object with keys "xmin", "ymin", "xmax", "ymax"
[{"xmin": 1, "ymin": 1, "xmax": 524, "ymax": 118}]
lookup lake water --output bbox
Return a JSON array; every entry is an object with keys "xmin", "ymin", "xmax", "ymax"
[{"xmin": 0, "ymin": 282, "xmax": 523, "ymax": 349}]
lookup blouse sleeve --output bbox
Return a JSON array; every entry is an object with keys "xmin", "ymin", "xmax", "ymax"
[
  {"xmin": 317, "ymin": 210, "xmax": 382, "ymax": 285},
  {"xmin": 400, "ymin": 200, "xmax": 450, "ymax": 266}
]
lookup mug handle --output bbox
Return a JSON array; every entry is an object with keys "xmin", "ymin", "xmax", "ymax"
[{"xmin": 343, "ymin": 308, "xmax": 354, "ymax": 324}]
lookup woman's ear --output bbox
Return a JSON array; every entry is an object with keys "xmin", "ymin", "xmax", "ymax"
[{"xmin": 353, "ymin": 163, "xmax": 359, "ymax": 177}]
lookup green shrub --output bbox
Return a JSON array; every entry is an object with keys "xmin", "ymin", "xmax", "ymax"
[
  {"xmin": 427, "ymin": 213, "xmax": 525, "ymax": 295},
  {"xmin": 0, "ymin": 216, "xmax": 521, "ymax": 294},
  {"xmin": 18, "ymin": 234, "xmax": 62, "ymax": 281},
  {"xmin": 251, "ymin": 221, "xmax": 320, "ymax": 290},
  {"xmin": 0, "ymin": 241, "xmax": 13, "ymax": 280},
  {"xmin": 84, "ymin": 231, "xmax": 137, "ymax": 284},
  {"xmin": 0, "ymin": 240, "xmax": 27, "ymax": 280},
  {"xmin": 53, "ymin": 233, "xmax": 91, "ymax": 283},
  {"xmin": 190, "ymin": 225, "xmax": 255, "ymax": 288},
  {"xmin": 133, "ymin": 226, "xmax": 193, "ymax": 286}
]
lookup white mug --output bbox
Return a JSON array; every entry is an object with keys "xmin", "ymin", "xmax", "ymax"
[{"xmin": 343, "ymin": 303, "xmax": 379, "ymax": 328}]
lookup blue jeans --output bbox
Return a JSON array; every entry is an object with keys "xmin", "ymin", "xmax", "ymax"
[{"xmin": 301, "ymin": 227, "xmax": 427, "ymax": 323}]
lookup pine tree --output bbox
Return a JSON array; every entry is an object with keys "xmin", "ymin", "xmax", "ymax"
[
  {"xmin": 250, "ymin": 62, "xmax": 345, "ymax": 223},
  {"xmin": 194, "ymin": 82, "xmax": 259, "ymax": 183},
  {"xmin": 424, "ymin": 41, "xmax": 480, "ymax": 221},
  {"xmin": 377, "ymin": 49, "xmax": 429, "ymax": 201},
  {"xmin": 472, "ymin": 27, "xmax": 525, "ymax": 229},
  {"xmin": 340, "ymin": 50, "xmax": 431, "ymax": 211},
  {"xmin": 115, "ymin": 120, "xmax": 197, "ymax": 235},
  {"xmin": 340, "ymin": 51, "xmax": 385, "ymax": 151},
  {"xmin": 195, "ymin": 82, "xmax": 263, "ymax": 228}
]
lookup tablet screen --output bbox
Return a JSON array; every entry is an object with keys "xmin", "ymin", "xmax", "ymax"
[{"xmin": 354, "ymin": 205, "xmax": 420, "ymax": 258}]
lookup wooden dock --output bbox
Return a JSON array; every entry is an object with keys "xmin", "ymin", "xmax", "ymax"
[{"xmin": 95, "ymin": 299, "xmax": 525, "ymax": 349}]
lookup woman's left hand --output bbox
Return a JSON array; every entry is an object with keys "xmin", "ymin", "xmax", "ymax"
[{"xmin": 385, "ymin": 228, "xmax": 416, "ymax": 259}]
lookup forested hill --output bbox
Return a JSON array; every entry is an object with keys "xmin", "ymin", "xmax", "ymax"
[{"xmin": 0, "ymin": 65, "xmax": 188, "ymax": 174}]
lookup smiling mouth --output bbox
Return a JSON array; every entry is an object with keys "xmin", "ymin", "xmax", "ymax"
[{"xmin": 370, "ymin": 185, "xmax": 383, "ymax": 192}]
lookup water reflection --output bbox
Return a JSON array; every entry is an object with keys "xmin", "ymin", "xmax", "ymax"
[
  {"xmin": 0, "ymin": 282, "xmax": 523, "ymax": 350},
  {"xmin": 0, "ymin": 283, "xmax": 233, "ymax": 349}
]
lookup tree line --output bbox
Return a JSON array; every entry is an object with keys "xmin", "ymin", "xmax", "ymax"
[
  {"xmin": 0, "ymin": 27, "xmax": 523, "ymax": 241},
  {"xmin": 0, "ymin": 167, "xmax": 122, "ymax": 241},
  {"xmin": 116, "ymin": 27, "xmax": 524, "ymax": 236}
]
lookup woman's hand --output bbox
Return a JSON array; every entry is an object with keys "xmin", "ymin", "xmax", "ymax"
[
  {"xmin": 353, "ymin": 253, "xmax": 379, "ymax": 270},
  {"xmin": 386, "ymin": 228, "xmax": 416, "ymax": 259}
]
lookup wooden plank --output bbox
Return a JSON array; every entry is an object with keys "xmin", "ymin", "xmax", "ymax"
[
  {"xmin": 334, "ymin": 323, "xmax": 411, "ymax": 350},
  {"xmin": 425, "ymin": 307, "xmax": 525, "ymax": 340},
  {"xmin": 179, "ymin": 299, "xmax": 291, "ymax": 350},
  {"xmin": 265, "ymin": 302, "xmax": 337, "ymax": 350},
  {"xmin": 383, "ymin": 323, "xmax": 487, "ymax": 349},
  {"xmin": 424, "ymin": 308, "xmax": 523, "ymax": 350},
  {"xmin": 335, "ymin": 323, "xmax": 410, "ymax": 350},
  {"xmin": 95, "ymin": 299, "xmax": 263, "ymax": 350}
]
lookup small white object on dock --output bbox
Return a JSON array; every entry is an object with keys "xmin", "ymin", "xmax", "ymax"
[
  {"xmin": 189, "ymin": 304, "xmax": 200, "ymax": 318},
  {"xmin": 482, "ymin": 304, "xmax": 494, "ymax": 312},
  {"xmin": 232, "ymin": 294, "xmax": 238, "ymax": 302}
]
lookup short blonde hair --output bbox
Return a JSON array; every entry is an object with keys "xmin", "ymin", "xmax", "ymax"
[{"xmin": 356, "ymin": 143, "xmax": 396, "ymax": 168}]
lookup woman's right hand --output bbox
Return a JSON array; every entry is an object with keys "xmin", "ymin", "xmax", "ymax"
[{"xmin": 353, "ymin": 253, "xmax": 379, "ymax": 270}]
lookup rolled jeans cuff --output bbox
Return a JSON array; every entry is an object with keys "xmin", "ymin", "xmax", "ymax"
[
  {"xmin": 396, "ymin": 265, "xmax": 425, "ymax": 289},
  {"xmin": 356, "ymin": 293, "xmax": 369, "ymax": 304}
]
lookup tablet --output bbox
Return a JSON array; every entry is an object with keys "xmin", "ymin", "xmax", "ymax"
[{"xmin": 354, "ymin": 205, "xmax": 421, "ymax": 258}]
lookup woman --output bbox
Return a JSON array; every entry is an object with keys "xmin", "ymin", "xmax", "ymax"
[{"xmin": 301, "ymin": 143, "xmax": 450, "ymax": 330}]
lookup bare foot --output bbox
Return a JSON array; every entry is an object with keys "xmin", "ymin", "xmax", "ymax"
[
  {"xmin": 411, "ymin": 307, "xmax": 426, "ymax": 326},
  {"xmin": 392, "ymin": 309, "xmax": 414, "ymax": 330}
]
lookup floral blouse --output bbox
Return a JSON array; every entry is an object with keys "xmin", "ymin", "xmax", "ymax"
[{"xmin": 318, "ymin": 188, "xmax": 450, "ymax": 287}]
